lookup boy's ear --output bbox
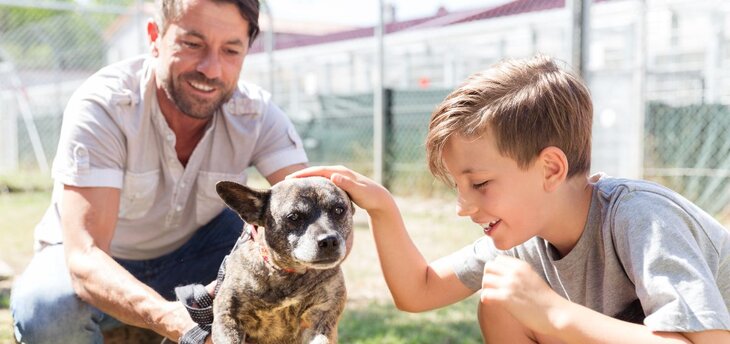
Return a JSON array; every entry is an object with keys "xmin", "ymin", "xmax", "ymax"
[{"xmin": 539, "ymin": 146, "xmax": 568, "ymax": 192}]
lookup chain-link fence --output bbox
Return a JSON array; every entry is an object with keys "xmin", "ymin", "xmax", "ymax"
[
  {"xmin": 644, "ymin": 103, "xmax": 730, "ymax": 220},
  {"xmin": 2, "ymin": 0, "xmax": 729, "ymax": 221},
  {"xmin": 640, "ymin": 0, "xmax": 730, "ymax": 222},
  {"xmin": 0, "ymin": 0, "xmax": 146, "ymax": 172},
  {"xmin": 292, "ymin": 89, "xmax": 452, "ymax": 195}
]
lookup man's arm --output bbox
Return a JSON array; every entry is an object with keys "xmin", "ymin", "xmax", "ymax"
[
  {"xmin": 61, "ymin": 185, "xmax": 195, "ymax": 340},
  {"xmin": 265, "ymin": 163, "xmax": 308, "ymax": 185}
]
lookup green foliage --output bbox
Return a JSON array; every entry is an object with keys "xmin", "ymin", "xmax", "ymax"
[
  {"xmin": 2, "ymin": 11, "xmax": 108, "ymax": 70},
  {"xmin": 0, "ymin": 294, "xmax": 8, "ymax": 309},
  {"xmin": 0, "ymin": 4, "xmax": 70, "ymax": 33},
  {"xmin": 0, "ymin": 1, "xmax": 143, "ymax": 70}
]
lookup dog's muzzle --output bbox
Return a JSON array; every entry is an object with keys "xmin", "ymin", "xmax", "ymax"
[{"xmin": 292, "ymin": 232, "xmax": 347, "ymax": 269}]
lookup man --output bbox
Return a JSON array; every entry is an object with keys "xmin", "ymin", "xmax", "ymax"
[{"xmin": 10, "ymin": 0, "xmax": 307, "ymax": 342}]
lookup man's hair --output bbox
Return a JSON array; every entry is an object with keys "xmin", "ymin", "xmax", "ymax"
[
  {"xmin": 426, "ymin": 54, "xmax": 593, "ymax": 184},
  {"xmin": 155, "ymin": 0, "xmax": 260, "ymax": 45}
]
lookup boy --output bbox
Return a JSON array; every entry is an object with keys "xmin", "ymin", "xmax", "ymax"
[{"xmin": 290, "ymin": 55, "xmax": 730, "ymax": 343}]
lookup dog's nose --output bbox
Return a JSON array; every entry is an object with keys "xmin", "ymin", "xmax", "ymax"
[{"xmin": 317, "ymin": 234, "xmax": 339, "ymax": 249}]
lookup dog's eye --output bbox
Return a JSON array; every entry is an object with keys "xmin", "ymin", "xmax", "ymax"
[
  {"xmin": 334, "ymin": 207, "xmax": 344, "ymax": 215},
  {"xmin": 286, "ymin": 213, "xmax": 300, "ymax": 222}
]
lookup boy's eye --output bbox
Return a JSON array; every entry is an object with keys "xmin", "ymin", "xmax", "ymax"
[{"xmin": 472, "ymin": 181, "xmax": 489, "ymax": 189}]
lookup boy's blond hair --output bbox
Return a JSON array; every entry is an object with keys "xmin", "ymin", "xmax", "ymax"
[{"xmin": 426, "ymin": 55, "xmax": 593, "ymax": 184}]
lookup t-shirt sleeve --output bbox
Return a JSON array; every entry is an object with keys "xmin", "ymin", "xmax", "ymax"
[
  {"xmin": 448, "ymin": 236, "xmax": 500, "ymax": 291},
  {"xmin": 611, "ymin": 191, "xmax": 730, "ymax": 331},
  {"xmin": 251, "ymin": 100, "xmax": 308, "ymax": 177},
  {"xmin": 52, "ymin": 91, "xmax": 126, "ymax": 188}
]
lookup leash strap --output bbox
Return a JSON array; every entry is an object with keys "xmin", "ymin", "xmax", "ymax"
[
  {"xmin": 175, "ymin": 230, "xmax": 250, "ymax": 344},
  {"xmin": 175, "ymin": 283, "xmax": 213, "ymax": 344}
]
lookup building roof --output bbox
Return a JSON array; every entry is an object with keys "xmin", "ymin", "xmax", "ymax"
[{"xmin": 249, "ymin": 0, "xmax": 571, "ymax": 54}]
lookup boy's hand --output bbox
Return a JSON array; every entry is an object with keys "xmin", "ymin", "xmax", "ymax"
[
  {"xmin": 287, "ymin": 165, "xmax": 394, "ymax": 214},
  {"xmin": 480, "ymin": 255, "xmax": 568, "ymax": 337}
]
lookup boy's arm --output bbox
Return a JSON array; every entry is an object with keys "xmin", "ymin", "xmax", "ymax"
[
  {"xmin": 289, "ymin": 166, "xmax": 474, "ymax": 311},
  {"xmin": 61, "ymin": 185, "xmax": 199, "ymax": 341},
  {"xmin": 549, "ymin": 302, "xmax": 729, "ymax": 343},
  {"xmin": 481, "ymin": 256, "xmax": 730, "ymax": 344},
  {"xmin": 367, "ymin": 195, "xmax": 476, "ymax": 311}
]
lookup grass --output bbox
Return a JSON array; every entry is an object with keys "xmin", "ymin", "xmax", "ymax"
[
  {"xmin": 335, "ymin": 196, "xmax": 484, "ymax": 343},
  {"xmin": 0, "ymin": 191, "xmax": 50, "ymax": 273},
  {"xmin": 0, "ymin": 170, "xmax": 53, "ymax": 194},
  {"xmin": 0, "ymin": 176, "xmax": 485, "ymax": 343},
  {"xmin": 0, "ymin": 171, "xmax": 51, "ymax": 344},
  {"xmin": 0, "ymin": 310, "xmax": 12, "ymax": 344},
  {"xmin": 338, "ymin": 297, "xmax": 482, "ymax": 344}
]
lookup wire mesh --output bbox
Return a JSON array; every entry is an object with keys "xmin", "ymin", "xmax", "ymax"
[{"xmin": 1, "ymin": 0, "xmax": 729, "ymax": 221}]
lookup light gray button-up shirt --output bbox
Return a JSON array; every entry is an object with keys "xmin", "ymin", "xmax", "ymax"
[{"xmin": 35, "ymin": 56, "xmax": 308, "ymax": 259}]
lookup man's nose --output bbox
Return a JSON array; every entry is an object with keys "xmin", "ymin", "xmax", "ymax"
[{"xmin": 197, "ymin": 50, "xmax": 222, "ymax": 80}]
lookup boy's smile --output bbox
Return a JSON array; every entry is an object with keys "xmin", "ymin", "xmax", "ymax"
[
  {"xmin": 442, "ymin": 131, "xmax": 549, "ymax": 250},
  {"xmin": 481, "ymin": 219, "xmax": 501, "ymax": 235}
]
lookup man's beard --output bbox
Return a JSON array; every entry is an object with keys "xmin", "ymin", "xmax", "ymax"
[{"xmin": 162, "ymin": 71, "xmax": 233, "ymax": 120}]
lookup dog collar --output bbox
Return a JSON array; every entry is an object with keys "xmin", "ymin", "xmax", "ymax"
[{"xmin": 246, "ymin": 224, "xmax": 300, "ymax": 274}]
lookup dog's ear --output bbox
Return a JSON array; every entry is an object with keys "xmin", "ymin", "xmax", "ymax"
[{"xmin": 216, "ymin": 181, "xmax": 270, "ymax": 226}]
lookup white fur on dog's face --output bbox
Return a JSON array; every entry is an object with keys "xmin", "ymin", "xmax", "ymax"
[
  {"xmin": 267, "ymin": 177, "xmax": 354, "ymax": 270},
  {"xmin": 288, "ymin": 216, "xmax": 347, "ymax": 269}
]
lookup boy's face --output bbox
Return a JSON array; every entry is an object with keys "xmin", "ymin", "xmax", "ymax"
[{"xmin": 443, "ymin": 131, "xmax": 550, "ymax": 250}]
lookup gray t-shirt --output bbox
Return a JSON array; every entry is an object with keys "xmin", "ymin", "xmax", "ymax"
[{"xmin": 450, "ymin": 173, "xmax": 730, "ymax": 332}]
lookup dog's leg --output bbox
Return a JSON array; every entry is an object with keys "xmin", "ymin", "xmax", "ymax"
[
  {"xmin": 212, "ymin": 293, "xmax": 247, "ymax": 344},
  {"xmin": 211, "ymin": 314, "xmax": 246, "ymax": 344},
  {"xmin": 301, "ymin": 300, "xmax": 345, "ymax": 344},
  {"xmin": 301, "ymin": 315, "xmax": 339, "ymax": 344}
]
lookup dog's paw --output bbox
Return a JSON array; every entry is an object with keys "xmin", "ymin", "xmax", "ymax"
[{"xmin": 307, "ymin": 334, "xmax": 330, "ymax": 344}]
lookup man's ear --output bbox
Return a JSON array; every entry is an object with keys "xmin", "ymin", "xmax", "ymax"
[
  {"xmin": 216, "ymin": 181, "xmax": 271, "ymax": 226},
  {"xmin": 147, "ymin": 20, "xmax": 160, "ymax": 57},
  {"xmin": 538, "ymin": 146, "xmax": 568, "ymax": 192}
]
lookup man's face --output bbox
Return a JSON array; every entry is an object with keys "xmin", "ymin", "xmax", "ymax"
[
  {"xmin": 152, "ymin": 0, "xmax": 250, "ymax": 119},
  {"xmin": 442, "ymin": 130, "xmax": 549, "ymax": 251}
]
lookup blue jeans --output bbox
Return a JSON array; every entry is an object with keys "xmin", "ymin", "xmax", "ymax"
[{"xmin": 10, "ymin": 209, "xmax": 243, "ymax": 344}]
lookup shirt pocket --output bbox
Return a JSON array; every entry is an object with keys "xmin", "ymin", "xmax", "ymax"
[
  {"xmin": 196, "ymin": 171, "xmax": 246, "ymax": 226},
  {"xmin": 119, "ymin": 170, "xmax": 160, "ymax": 220}
]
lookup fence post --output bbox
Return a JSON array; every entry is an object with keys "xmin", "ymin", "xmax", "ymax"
[
  {"xmin": 383, "ymin": 88, "xmax": 393, "ymax": 189},
  {"xmin": 373, "ymin": 0, "xmax": 386, "ymax": 185},
  {"xmin": 569, "ymin": 0, "xmax": 590, "ymax": 79}
]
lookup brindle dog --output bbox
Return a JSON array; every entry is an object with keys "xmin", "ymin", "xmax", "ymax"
[{"xmin": 213, "ymin": 177, "xmax": 354, "ymax": 344}]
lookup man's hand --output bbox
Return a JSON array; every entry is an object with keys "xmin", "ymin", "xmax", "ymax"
[
  {"xmin": 206, "ymin": 279, "xmax": 218, "ymax": 298},
  {"xmin": 160, "ymin": 299, "xmax": 215, "ymax": 344},
  {"xmin": 480, "ymin": 255, "xmax": 568, "ymax": 337}
]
